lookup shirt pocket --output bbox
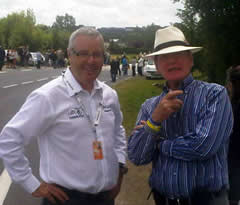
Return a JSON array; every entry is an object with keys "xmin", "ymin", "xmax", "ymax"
[{"xmin": 101, "ymin": 108, "xmax": 115, "ymax": 128}]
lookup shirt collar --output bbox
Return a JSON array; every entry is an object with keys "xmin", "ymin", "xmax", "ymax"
[
  {"xmin": 63, "ymin": 67, "xmax": 102, "ymax": 97},
  {"xmin": 163, "ymin": 74, "xmax": 194, "ymax": 93}
]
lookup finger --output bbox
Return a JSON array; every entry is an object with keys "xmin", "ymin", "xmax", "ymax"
[
  {"xmin": 134, "ymin": 125, "xmax": 144, "ymax": 131},
  {"xmin": 172, "ymin": 98, "xmax": 184, "ymax": 106},
  {"xmin": 140, "ymin": 120, "xmax": 147, "ymax": 125},
  {"xmin": 133, "ymin": 121, "xmax": 147, "ymax": 131},
  {"xmin": 47, "ymin": 193, "xmax": 57, "ymax": 204},
  {"xmin": 165, "ymin": 90, "xmax": 183, "ymax": 100},
  {"xmin": 49, "ymin": 185, "xmax": 69, "ymax": 202}
]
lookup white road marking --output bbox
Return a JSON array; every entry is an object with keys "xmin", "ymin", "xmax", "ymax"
[
  {"xmin": 22, "ymin": 81, "xmax": 34, "ymax": 85},
  {"xmin": 0, "ymin": 71, "xmax": 7, "ymax": 74},
  {"xmin": 3, "ymin": 84, "xmax": 18, "ymax": 88},
  {"xmin": 51, "ymin": 76, "xmax": 59, "ymax": 79},
  {"xmin": 37, "ymin": 78, "xmax": 48, "ymax": 82},
  {"xmin": 0, "ymin": 169, "xmax": 12, "ymax": 205},
  {"xmin": 21, "ymin": 69, "xmax": 32, "ymax": 72}
]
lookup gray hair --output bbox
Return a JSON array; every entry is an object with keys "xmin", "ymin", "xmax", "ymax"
[{"xmin": 68, "ymin": 27, "xmax": 104, "ymax": 51}]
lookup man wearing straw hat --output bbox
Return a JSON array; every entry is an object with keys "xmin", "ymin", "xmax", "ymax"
[{"xmin": 128, "ymin": 26, "xmax": 233, "ymax": 205}]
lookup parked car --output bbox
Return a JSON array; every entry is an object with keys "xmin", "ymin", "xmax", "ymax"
[
  {"xmin": 28, "ymin": 52, "xmax": 45, "ymax": 66},
  {"xmin": 143, "ymin": 59, "xmax": 163, "ymax": 79}
]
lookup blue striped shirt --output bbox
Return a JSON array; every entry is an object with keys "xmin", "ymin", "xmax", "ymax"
[{"xmin": 128, "ymin": 74, "xmax": 233, "ymax": 198}]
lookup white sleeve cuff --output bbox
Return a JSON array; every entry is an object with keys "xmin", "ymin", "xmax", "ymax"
[
  {"xmin": 117, "ymin": 153, "xmax": 126, "ymax": 164},
  {"xmin": 21, "ymin": 175, "xmax": 41, "ymax": 193}
]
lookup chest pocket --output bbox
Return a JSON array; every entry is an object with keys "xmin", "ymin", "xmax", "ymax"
[{"xmin": 100, "ymin": 106, "xmax": 115, "ymax": 127}]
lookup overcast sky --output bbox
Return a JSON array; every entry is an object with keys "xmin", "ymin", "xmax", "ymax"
[{"xmin": 1, "ymin": 0, "xmax": 184, "ymax": 28}]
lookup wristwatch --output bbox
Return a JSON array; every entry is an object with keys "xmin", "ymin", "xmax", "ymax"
[{"xmin": 119, "ymin": 163, "xmax": 128, "ymax": 175}]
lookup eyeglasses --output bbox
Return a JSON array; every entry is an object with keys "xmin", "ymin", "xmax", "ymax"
[{"xmin": 71, "ymin": 48, "xmax": 103, "ymax": 60}]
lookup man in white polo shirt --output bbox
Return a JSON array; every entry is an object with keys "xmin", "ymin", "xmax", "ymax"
[{"xmin": 0, "ymin": 27, "xmax": 127, "ymax": 205}]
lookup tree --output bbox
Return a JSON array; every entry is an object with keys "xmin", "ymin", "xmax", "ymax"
[
  {"xmin": 0, "ymin": 9, "xmax": 36, "ymax": 49},
  {"xmin": 52, "ymin": 13, "xmax": 77, "ymax": 32},
  {"xmin": 173, "ymin": 0, "xmax": 240, "ymax": 84}
]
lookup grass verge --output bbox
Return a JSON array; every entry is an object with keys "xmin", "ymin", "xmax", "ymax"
[{"xmin": 113, "ymin": 76, "xmax": 164, "ymax": 205}]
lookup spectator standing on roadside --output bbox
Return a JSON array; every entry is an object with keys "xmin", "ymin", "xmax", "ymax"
[
  {"xmin": 9, "ymin": 49, "xmax": 17, "ymax": 69},
  {"xmin": 56, "ymin": 49, "xmax": 65, "ymax": 68},
  {"xmin": 226, "ymin": 65, "xmax": 240, "ymax": 205},
  {"xmin": 36, "ymin": 52, "xmax": 42, "ymax": 69},
  {"xmin": 0, "ymin": 27, "xmax": 127, "ymax": 205},
  {"xmin": 0, "ymin": 45, "xmax": 5, "ymax": 71},
  {"xmin": 24, "ymin": 46, "xmax": 30, "ymax": 67},
  {"xmin": 121, "ymin": 55, "xmax": 128, "ymax": 76},
  {"xmin": 128, "ymin": 26, "xmax": 233, "ymax": 205},
  {"xmin": 137, "ymin": 55, "xmax": 144, "ymax": 76},
  {"xmin": 110, "ymin": 56, "xmax": 118, "ymax": 82},
  {"xmin": 17, "ymin": 47, "xmax": 24, "ymax": 66},
  {"xmin": 116, "ymin": 57, "xmax": 121, "ymax": 76},
  {"xmin": 49, "ymin": 50, "xmax": 57, "ymax": 68},
  {"xmin": 131, "ymin": 56, "xmax": 137, "ymax": 76}
]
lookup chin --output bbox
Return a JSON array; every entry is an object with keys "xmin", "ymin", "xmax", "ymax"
[{"xmin": 167, "ymin": 73, "xmax": 188, "ymax": 81}]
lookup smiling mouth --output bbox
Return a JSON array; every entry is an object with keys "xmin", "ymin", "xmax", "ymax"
[{"xmin": 86, "ymin": 67, "xmax": 99, "ymax": 72}]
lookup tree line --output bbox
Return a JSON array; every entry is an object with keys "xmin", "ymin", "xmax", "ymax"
[
  {"xmin": 0, "ymin": 9, "xmax": 81, "ymax": 52},
  {"xmin": 0, "ymin": 9, "xmax": 160, "ymax": 55}
]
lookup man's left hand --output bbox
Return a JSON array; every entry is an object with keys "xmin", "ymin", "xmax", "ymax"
[{"xmin": 108, "ymin": 173, "xmax": 124, "ymax": 200}]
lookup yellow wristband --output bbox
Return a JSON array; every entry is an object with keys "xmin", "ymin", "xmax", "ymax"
[{"xmin": 146, "ymin": 120, "xmax": 161, "ymax": 132}]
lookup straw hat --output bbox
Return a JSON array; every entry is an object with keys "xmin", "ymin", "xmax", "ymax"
[{"xmin": 146, "ymin": 26, "xmax": 202, "ymax": 57}]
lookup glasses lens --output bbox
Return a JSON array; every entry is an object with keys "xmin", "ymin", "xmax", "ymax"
[{"xmin": 72, "ymin": 49, "xmax": 103, "ymax": 59}]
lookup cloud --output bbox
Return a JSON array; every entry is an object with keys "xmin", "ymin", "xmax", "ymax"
[{"xmin": 0, "ymin": 0, "xmax": 183, "ymax": 28}]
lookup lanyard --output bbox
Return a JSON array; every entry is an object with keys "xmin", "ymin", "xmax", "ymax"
[
  {"xmin": 75, "ymin": 94, "xmax": 103, "ymax": 133},
  {"xmin": 62, "ymin": 72, "xmax": 103, "ymax": 134}
]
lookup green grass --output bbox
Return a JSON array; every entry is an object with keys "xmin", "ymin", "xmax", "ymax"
[
  {"xmin": 112, "ymin": 76, "xmax": 164, "ymax": 205},
  {"xmin": 113, "ymin": 76, "xmax": 164, "ymax": 135}
]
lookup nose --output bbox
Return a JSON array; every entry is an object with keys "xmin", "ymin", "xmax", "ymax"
[{"xmin": 87, "ymin": 54, "xmax": 95, "ymax": 63}]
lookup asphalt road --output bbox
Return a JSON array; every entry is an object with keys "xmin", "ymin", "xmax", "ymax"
[{"xmin": 0, "ymin": 65, "xmax": 128, "ymax": 205}]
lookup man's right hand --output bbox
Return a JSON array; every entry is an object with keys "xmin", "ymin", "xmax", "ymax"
[
  {"xmin": 151, "ymin": 90, "xmax": 184, "ymax": 123},
  {"xmin": 32, "ymin": 182, "xmax": 69, "ymax": 204}
]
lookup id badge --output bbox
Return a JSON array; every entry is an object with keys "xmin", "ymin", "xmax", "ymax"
[{"xmin": 93, "ymin": 140, "xmax": 103, "ymax": 160}]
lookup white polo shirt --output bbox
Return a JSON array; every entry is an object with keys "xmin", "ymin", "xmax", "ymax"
[{"xmin": 0, "ymin": 68, "xmax": 126, "ymax": 194}]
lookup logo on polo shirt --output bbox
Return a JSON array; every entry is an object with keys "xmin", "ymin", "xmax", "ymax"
[{"xmin": 68, "ymin": 107, "xmax": 84, "ymax": 119}]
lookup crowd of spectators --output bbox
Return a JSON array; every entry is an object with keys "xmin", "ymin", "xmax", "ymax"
[{"xmin": 0, "ymin": 45, "xmax": 69, "ymax": 70}]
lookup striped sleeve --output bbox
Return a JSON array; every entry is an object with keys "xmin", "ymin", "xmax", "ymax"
[
  {"xmin": 128, "ymin": 101, "xmax": 159, "ymax": 165},
  {"xmin": 159, "ymin": 86, "xmax": 233, "ymax": 161}
]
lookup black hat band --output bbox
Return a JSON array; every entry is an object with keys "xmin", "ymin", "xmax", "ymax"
[{"xmin": 154, "ymin": 41, "xmax": 189, "ymax": 52}]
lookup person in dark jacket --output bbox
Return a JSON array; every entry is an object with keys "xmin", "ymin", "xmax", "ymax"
[
  {"xmin": 226, "ymin": 65, "xmax": 240, "ymax": 205},
  {"xmin": 0, "ymin": 46, "xmax": 5, "ymax": 71},
  {"xmin": 110, "ymin": 57, "xmax": 118, "ymax": 82},
  {"xmin": 116, "ymin": 57, "xmax": 121, "ymax": 76}
]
